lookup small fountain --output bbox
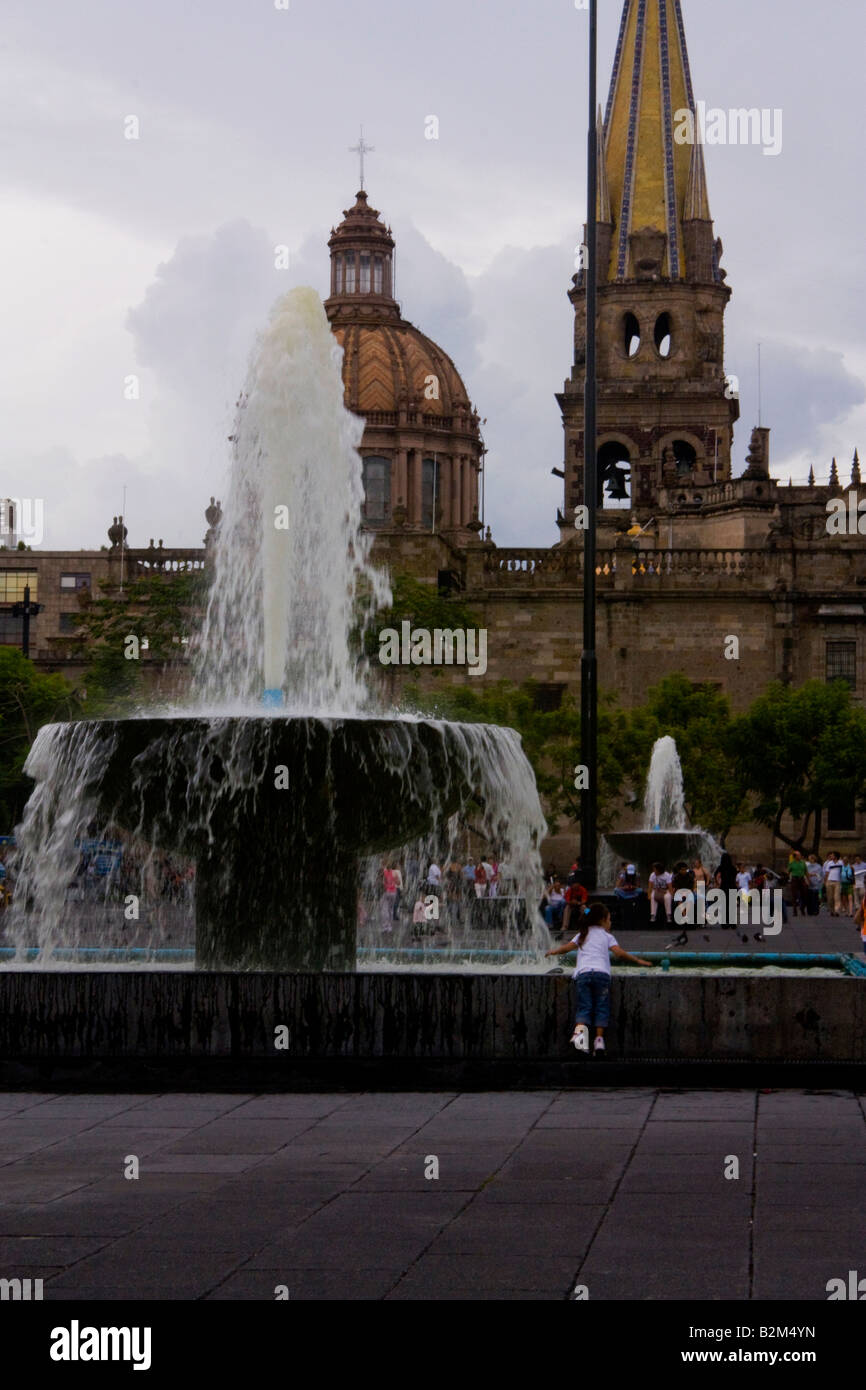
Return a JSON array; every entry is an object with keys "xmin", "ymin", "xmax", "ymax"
[
  {"xmin": 8, "ymin": 289, "xmax": 546, "ymax": 972},
  {"xmin": 603, "ymin": 735, "xmax": 720, "ymax": 885}
]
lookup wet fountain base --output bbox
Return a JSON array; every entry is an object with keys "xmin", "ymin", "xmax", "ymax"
[
  {"xmin": 33, "ymin": 715, "xmax": 500, "ymax": 972},
  {"xmin": 1, "ymin": 967, "xmax": 864, "ymax": 1088}
]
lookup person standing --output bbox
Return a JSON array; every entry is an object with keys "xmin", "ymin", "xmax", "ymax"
[
  {"xmin": 858, "ymin": 892, "xmax": 866, "ymax": 956},
  {"xmin": 545, "ymin": 902, "xmax": 654, "ymax": 1055},
  {"xmin": 823, "ymin": 852, "xmax": 843, "ymax": 917},
  {"xmin": 445, "ymin": 859, "xmax": 463, "ymax": 926},
  {"xmin": 692, "ymin": 859, "xmax": 710, "ymax": 890},
  {"xmin": 841, "ymin": 856, "xmax": 855, "ymax": 917},
  {"xmin": 473, "ymin": 859, "xmax": 488, "ymax": 900},
  {"xmin": 806, "ymin": 854, "xmax": 824, "ymax": 916},
  {"xmin": 381, "ymin": 863, "xmax": 398, "ymax": 931},
  {"xmin": 787, "ymin": 851, "xmax": 808, "ymax": 917},
  {"xmin": 412, "ymin": 895, "xmax": 428, "ymax": 937},
  {"xmin": 735, "ymin": 863, "xmax": 753, "ymax": 926},
  {"xmin": 427, "ymin": 859, "xmax": 442, "ymax": 898},
  {"xmin": 715, "ymin": 852, "xmax": 738, "ymax": 928},
  {"xmin": 852, "ymin": 853, "xmax": 866, "ymax": 916},
  {"xmin": 391, "ymin": 862, "xmax": 404, "ymax": 923}
]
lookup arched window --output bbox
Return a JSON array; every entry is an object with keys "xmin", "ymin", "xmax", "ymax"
[
  {"xmin": 597, "ymin": 441, "xmax": 632, "ymax": 509},
  {"xmin": 421, "ymin": 458, "xmax": 440, "ymax": 529},
  {"xmin": 344, "ymin": 254, "xmax": 356, "ymax": 294},
  {"xmin": 373, "ymin": 257, "xmax": 384, "ymax": 293},
  {"xmin": 673, "ymin": 440, "xmax": 697, "ymax": 477},
  {"xmin": 654, "ymin": 313, "xmax": 672, "ymax": 358},
  {"xmin": 359, "ymin": 253, "xmax": 371, "ymax": 293},
  {"xmin": 624, "ymin": 313, "xmax": 641, "ymax": 358},
  {"xmin": 362, "ymin": 457, "xmax": 391, "ymax": 523}
]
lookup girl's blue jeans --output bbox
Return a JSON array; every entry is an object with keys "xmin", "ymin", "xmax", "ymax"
[{"xmin": 575, "ymin": 971, "xmax": 611, "ymax": 1028}]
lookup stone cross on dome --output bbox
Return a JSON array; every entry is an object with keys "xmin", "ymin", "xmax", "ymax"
[{"xmin": 349, "ymin": 127, "xmax": 374, "ymax": 192}]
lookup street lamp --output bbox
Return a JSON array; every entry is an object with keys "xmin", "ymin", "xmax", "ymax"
[
  {"xmin": 12, "ymin": 585, "xmax": 43, "ymax": 660},
  {"xmin": 580, "ymin": 0, "xmax": 599, "ymax": 889}
]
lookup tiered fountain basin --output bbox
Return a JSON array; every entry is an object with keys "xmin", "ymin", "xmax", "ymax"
[
  {"xmin": 604, "ymin": 830, "xmax": 714, "ymax": 887},
  {"xmin": 31, "ymin": 713, "xmax": 514, "ymax": 972}
]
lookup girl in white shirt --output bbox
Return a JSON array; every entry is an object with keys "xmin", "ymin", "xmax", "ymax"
[{"xmin": 545, "ymin": 903, "xmax": 653, "ymax": 1055}]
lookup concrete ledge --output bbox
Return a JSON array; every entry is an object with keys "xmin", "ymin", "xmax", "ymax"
[{"xmin": 0, "ymin": 971, "xmax": 863, "ymax": 1073}]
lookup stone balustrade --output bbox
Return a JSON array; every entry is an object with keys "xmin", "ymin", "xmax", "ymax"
[
  {"xmin": 123, "ymin": 549, "xmax": 208, "ymax": 574},
  {"xmin": 480, "ymin": 546, "xmax": 772, "ymax": 586}
]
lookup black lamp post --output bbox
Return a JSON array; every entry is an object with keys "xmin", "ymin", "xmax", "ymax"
[{"xmin": 580, "ymin": 0, "xmax": 599, "ymax": 889}]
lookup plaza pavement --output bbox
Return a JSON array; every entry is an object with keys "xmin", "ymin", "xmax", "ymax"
[
  {"xmin": 613, "ymin": 904, "xmax": 864, "ymax": 957},
  {"xmin": 1, "ymin": 1087, "xmax": 865, "ymax": 1300}
]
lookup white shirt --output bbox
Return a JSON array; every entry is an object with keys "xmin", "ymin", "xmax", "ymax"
[
  {"xmin": 427, "ymin": 863, "xmax": 442, "ymax": 885},
  {"xmin": 649, "ymin": 872, "xmax": 671, "ymax": 897},
  {"xmin": 571, "ymin": 926, "xmax": 618, "ymax": 978},
  {"xmin": 736, "ymin": 872, "xmax": 752, "ymax": 891},
  {"xmin": 853, "ymin": 861, "xmax": 866, "ymax": 884},
  {"xmin": 823, "ymin": 859, "xmax": 842, "ymax": 883}
]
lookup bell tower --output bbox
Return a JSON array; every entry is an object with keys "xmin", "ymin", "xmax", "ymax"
[{"xmin": 558, "ymin": 0, "xmax": 739, "ymax": 527}]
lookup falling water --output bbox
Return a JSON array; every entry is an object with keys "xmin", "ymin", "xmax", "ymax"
[
  {"xmin": 643, "ymin": 735, "xmax": 687, "ymax": 830},
  {"xmin": 7, "ymin": 285, "xmax": 548, "ymax": 968},
  {"xmin": 195, "ymin": 288, "xmax": 390, "ymax": 712}
]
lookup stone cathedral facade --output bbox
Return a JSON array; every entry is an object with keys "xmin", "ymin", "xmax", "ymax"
[{"xmin": 3, "ymin": 0, "xmax": 863, "ymax": 856}]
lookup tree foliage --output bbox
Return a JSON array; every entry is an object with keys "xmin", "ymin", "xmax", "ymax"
[
  {"xmin": 77, "ymin": 570, "xmax": 206, "ymax": 712},
  {"xmin": 0, "ymin": 647, "xmax": 79, "ymax": 828},
  {"xmin": 730, "ymin": 679, "xmax": 866, "ymax": 853}
]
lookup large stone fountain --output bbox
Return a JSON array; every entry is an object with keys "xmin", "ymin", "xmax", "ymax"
[{"xmin": 11, "ymin": 289, "xmax": 546, "ymax": 972}]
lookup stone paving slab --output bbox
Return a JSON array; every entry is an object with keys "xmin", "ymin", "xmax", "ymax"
[{"xmin": 1, "ymin": 1087, "xmax": 864, "ymax": 1300}]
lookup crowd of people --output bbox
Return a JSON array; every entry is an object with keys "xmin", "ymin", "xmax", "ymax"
[
  {"xmin": 610, "ymin": 850, "xmax": 866, "ymax": 927},
  {"xmin": 366, "ymin": 853, "xmax": 515, "ymax": 935}
]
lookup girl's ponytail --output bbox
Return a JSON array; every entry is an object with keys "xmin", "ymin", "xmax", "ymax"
[{"xmin": 577, "ymin": 901, "xmax": 609, "ymax": 947}]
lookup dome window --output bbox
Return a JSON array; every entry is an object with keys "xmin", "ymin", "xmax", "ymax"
[
  {"xmin": 421, "ymin": 458, "xmax": 440, "ymax": 530},
  {"xmin": 359, "ymin": 253, "xmax": 371, "ymax": 293},
  {"xmin": 362, "ymin": 457, "xmax": 391, "ymax": 523},
  {"xmin": 624, "ymin": 313, "xmax": 641, "ymax": 358},
  {"xmin": 373, "ymin": 257, "xmax": 384, "ymax": 294},
  {"xmin": 654, "ymin": 313, "xmax": 672, "ymax": 358}
]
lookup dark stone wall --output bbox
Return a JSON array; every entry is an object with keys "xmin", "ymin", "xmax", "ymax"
[{"xmin": 0, "ymin": 971, "xmax": 863, "ymax": 1065}]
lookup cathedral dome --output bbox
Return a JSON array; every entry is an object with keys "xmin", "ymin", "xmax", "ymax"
[
  {"xmin": 331, "ymin": 319, "xmax": 473, "ymax": 420},
  {"xmin": 323, "ymin": 187, "xmax": 483, "ymax": 532}
]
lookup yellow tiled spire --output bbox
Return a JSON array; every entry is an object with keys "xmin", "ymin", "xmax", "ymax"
[{"xmin": 602, "ymin": 0, "xmax": 711, "ymax": 281}]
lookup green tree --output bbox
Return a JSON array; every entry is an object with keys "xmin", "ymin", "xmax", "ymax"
[
  {"xmin": 78, "ymin": 569, "xmax": 206, "ymax": 712},
  {"xmin": 400, "ymin": 678, "xmax": 632, "ymax": 834},
  {"xmin": 362, "ymin": 573, "xmax": 482, "ymax": 661},
  {"xmin": 730, "ymin": 679, "xmax": 866, "ymax": 853},
  {"xmin": 0, "ymin": 647, "xmax": 79, "ymax": 827}
]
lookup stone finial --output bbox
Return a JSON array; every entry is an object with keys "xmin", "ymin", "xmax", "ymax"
[
  {"xmin": 108, "ymin": 515, "xmax": 128, "ymax": 549},
  {"xmin": 808, "ymin": 465, "xmax": 815, "ymax": 487},
  {"xmin": 830, "ymin": 457, "xmax": 840, "ymax": 487},
  {"xmin": 852, "ymin": 449, "xmax": 861, "ymax": 488},
  {"xmin": 744, "ymin": 426, "xmax": 770, "ymax": 479},
  {"xmin": 205, "ymin": 497, "xmax": 223, "ymax": 548}
]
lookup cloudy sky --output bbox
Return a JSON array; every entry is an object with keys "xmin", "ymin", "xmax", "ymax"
[{"xmin": 2, "ymin": 0, "xmax": 864, "ymax": 550}]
